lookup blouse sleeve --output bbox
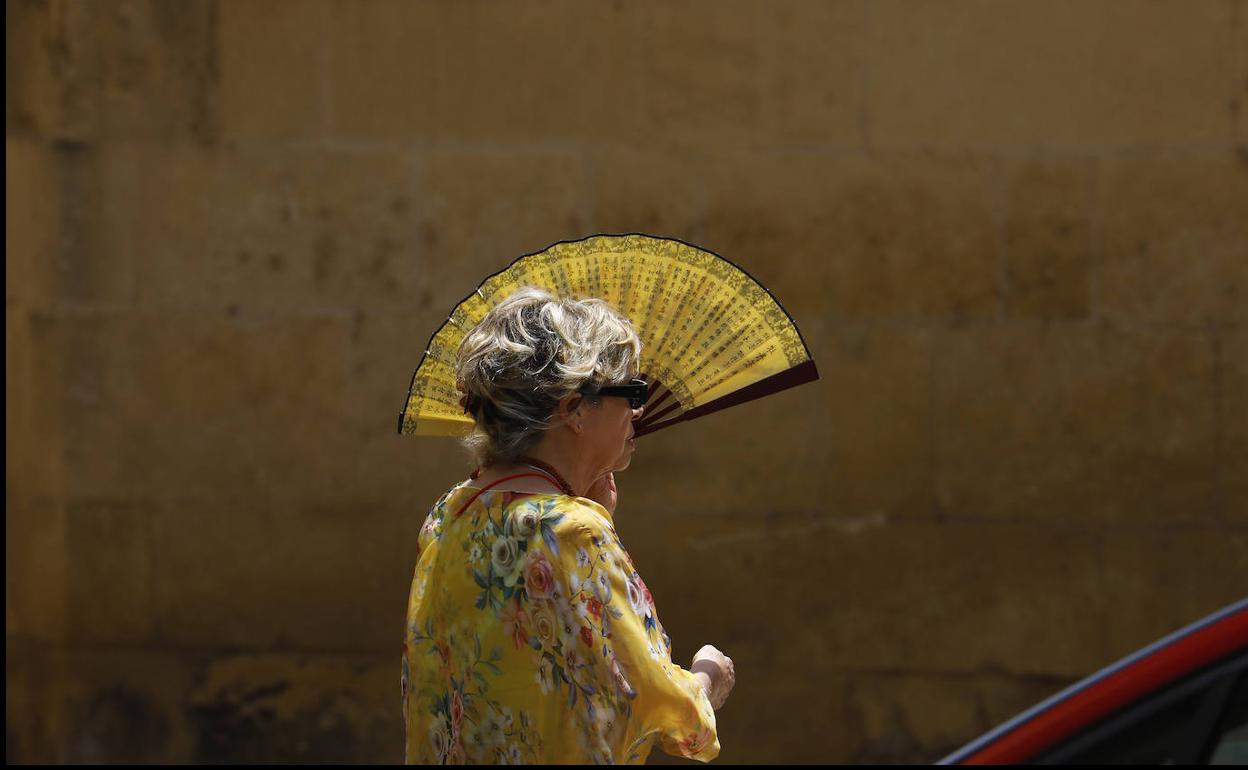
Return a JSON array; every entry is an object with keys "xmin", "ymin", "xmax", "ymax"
[{"xmin": 544, "ymin": 503, "xmax": 720, "ymax": 762}]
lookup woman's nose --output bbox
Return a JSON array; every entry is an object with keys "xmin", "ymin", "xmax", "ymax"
[{"xmin": 631, "ymin": 405, "xmax": 645, "ymax": 420}]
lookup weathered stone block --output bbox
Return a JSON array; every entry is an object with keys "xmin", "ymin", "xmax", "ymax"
[
  {"xmin": 188, "ymin": 651, "xmax": 400, "ymax": 763},
  {"xmin": 812, "ymin": 324, "xmax": 933, "ymax": 518},
  {"xmin": 98, "ymin": 144, "xmax": 212, "ymax": 307},
  {"xmin": 1082, "ymin": 0, "xmax": 1238, "ymax": 146},
  {"xmin": 1224, "ymin": 331, "xmax": 1248, "ymax": 522},
  {"xmin": 6, "ymin": 0, "xmax": 61, "ymax": 136},
  {"xmin": 6, "ymin": 138, "xmax": 59, "ymax": 307},
  {"xmin": 152, "ymin": 499, "xmax": 404, "ymax": 649},
  {"xmin": 1100, "ymin": 153, "xmax": 1248, "ymax": 326},
  {"xmin": 58, "ymin": 650, "xmax": 194, "ymax": 763},
  {"xmin": 5, "ymin": 500, "xmax": 68, "ymax": 644},
  {"xmin": 322, "ymin": 0, "xmax": 437, "ymax": 140},
  {"xmin": 430, "ymin": 1, "xmax": 645, "ymax": 146},
  {"xmin": 7, "ymin": 307, "xmax": 65, "ymax": 503},
  {"xmin": 702, "ymin": 152, "xmax": 999, "ymax": 323},
  {"xmin": 977, "ymin": 671, "xmax": 1078, "ymax": 734},
  {"xmin": 588, "ymin": 147, "xmax": 711, "ymax": 238},
  {"xmin": 7, "ymin": 644, "xmax": 196, "ymax": 763},
  {"xmin": 6, "ymin": 644, "xmax": 400, "ymax": 763},
  {"xmin": 1099, "ymin": 527, "xmax": 1248, "ymax": 660},
  {"xmin": 341, "ymin": 315, "xmax": 466, "ymax": 604},
  {"xmin": 1234, "ymin": 3, "xmax": 1248, "ymax": 144},
  {"xmin": 220, "ymin": 0, "xmax": 328, "ymax": 142},
  {"xmin": 845, "ymin": 672, "xmax": 1074, "ymax": 763},
  {"xmin": 88, "ymin": 145, "xmax": 428, "ymax": 312},
  {"xmin": 212, "ymin": 146, "xmax": 427, "ymax": 312},
  {"xmin": 12, "ymin": 0, "xmax": 219, "ymax": 143},
  {"xmin": 638, "ymin": 515, "xmax": 1108, "ymax": 676},
  {"xmin": 718, "ymin": 667, "xmax": 849, "ymax": 763},
  {"xmin": 327, "ymin": 1, "xmax": 646, "ymax": 144},
  {"xmin": 67, "ymin": 500, "xmax": 155, "ymax": 644},
  {"xmin": 756, "ymin": 0, "xmax": 866, "ymax": 147},
  {"xmin": 326, "ymin": 0, "xmax": 864, "ymax": 148},
  {"xmin": 104, "ymin": 144, "xmax": 572, "ymax": 315},
  {"xmin": 6, "ymin": 640, "xmax": 72, "ymax": 763},
  {"xmin": 1002, "ymin": 159, "xmax": 1094, "ymax": 320},
  {"xmin": 622, "ymin": 345, "xmax": 830, "ymax": 517},
  {"xmin": 418, "ymin": 150, "xmax": 587, "ymax": 290},
  {"xmin": 346, "ymin": 311, "xmax": 472, "ymax": 508},
  {"xmin": 52, "ymin": 141, "xmax": 138, "ymax": 303},
  {"xmin": 648, "ymin": 625, "xmax": 846, "ymax": 763},
  {"xmin": 935, "ymin": 324, "xmax": 1217, "ymax": 522},
  {"xmin": 868, "ymin": 0, "xmax": 1236, "ymax": 148},
  {"xmin": 622, "ymin": 322, "xmax": 931, "ymax": 522},
  {"xmin": 636, "ymin": 0, "xmax": 760, "ymax": 150},
  {"xmin": 7, "ymin": 306, "xmax": 68, "ymax": 644},
  {"xmin": 61, "ymin": 313, "xmax": 359, "ymax": 510},
  {"xmin": 7, "ymin": 307, "xmax": 33, "ymax": 490}
]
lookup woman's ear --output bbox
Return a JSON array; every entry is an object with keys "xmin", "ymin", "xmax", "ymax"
[{"xmin": 557, "ymin": 393, "xmax": 585, "ymax": 429}]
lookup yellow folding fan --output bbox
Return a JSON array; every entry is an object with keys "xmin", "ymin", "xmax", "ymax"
[{"xmin": 398, "ymin": 234, "xmax": 818, "ymax": 438}]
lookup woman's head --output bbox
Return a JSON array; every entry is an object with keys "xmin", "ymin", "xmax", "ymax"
[{"xmin": 455, "ymin": 287, "xmax": 643, "ymax": 469}]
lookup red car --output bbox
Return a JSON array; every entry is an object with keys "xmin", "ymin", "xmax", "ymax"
[{"xmin": 939, "ymin": 597, "xmax": 1248, "ymax": 764}]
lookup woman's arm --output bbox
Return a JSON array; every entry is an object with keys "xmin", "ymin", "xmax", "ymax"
[
  {"xmin": 585, "ymin": 473, "xmax": 735, "ymax": 712},
  {"xmin": 543, "ymin": 508, "xmax": 721, "ymax": 762},
  {"xmin": 690, "ymin": 646, "xmax": 735, "ymax": 709}
]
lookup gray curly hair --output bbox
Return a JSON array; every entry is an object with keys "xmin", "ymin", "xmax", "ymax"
[{"xmin": 454, "ymin": 286, "xmax": 642, "ymax": 468}]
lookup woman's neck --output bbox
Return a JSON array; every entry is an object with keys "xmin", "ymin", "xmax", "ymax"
[
  {"xmin": 518, "ymin": 447, "xmax": 594, "ymax": 498},
  {"xmin": 479, "ymin": 435, "xmax": 599, "ymax": 497}
]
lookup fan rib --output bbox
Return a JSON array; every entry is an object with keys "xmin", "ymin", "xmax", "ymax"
[{"xmin": 632, "ymin": 360, "xmax": 819, "ymax": 438}]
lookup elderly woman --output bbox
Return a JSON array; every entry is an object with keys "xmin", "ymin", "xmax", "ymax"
[{"xmin": 401, "ymin": 287, "xmax": 735, "ymax": 764}]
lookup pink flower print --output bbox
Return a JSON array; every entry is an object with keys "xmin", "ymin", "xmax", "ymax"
[
  {"xmin": 523, "ymin": 550, "xmax": 556, "ymax": 600},
  {"xmin": 500, "ymin": 599, "xmax": 530, "ymax": 650}
]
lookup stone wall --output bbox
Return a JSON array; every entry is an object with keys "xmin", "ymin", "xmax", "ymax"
[{"xmin": 7, "ymin": 0, "xmax": 1246, "ymax": 763}]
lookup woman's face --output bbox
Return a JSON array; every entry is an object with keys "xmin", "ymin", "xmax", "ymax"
[{"xmin": 578, "ymin": 385, "xmax": 644, "ymax": 474}]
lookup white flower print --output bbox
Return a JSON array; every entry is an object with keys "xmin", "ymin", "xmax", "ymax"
[
  {"xmin": 491, "ymin": 536, "xmax": 523, "ymax": 586},
  {"xmin": 513, "ymin": 506, "xmax": 541, "ymax": 539}
]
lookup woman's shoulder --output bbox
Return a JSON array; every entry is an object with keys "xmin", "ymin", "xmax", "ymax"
[
  {"xmin": 528, "ymin": 494, "xmax": 612, "ymax": 530},
  {"xmin": 428, "ymin": 479, "xmax": 473, "ymax": 515},
  {"xmin": 500, "ymin": 493, "xmax": 615, "ymax": 544},
  {"xmin": 430, "ymin": 480, "xmax": 612, "ymax": 537}
]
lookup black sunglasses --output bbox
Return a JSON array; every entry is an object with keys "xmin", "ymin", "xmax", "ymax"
[{"xmin": 580, "ymin": 379, "xmax": 649, "ymax": 409}]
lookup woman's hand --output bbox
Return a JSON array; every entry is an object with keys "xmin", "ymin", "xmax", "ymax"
[
  {"xmin": 690, "ymin": 644, "xmax": 735, "ymax": 710},
  {"xmin": 585, "ymin": 471, "xmax": 617, "ymax": 515}
]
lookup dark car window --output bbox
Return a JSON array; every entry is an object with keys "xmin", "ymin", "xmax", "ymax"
[
  {"xmin": 1207, "ymin": 671, "xmax": 1248, "ymax": 764},
  {"xmin": 1036, "ymin": 651, "xmax": 1246, "ymax": 765},
  {"xmin": 1043, "ymin": 687, "xmax": 1207, "ymax": 764}
]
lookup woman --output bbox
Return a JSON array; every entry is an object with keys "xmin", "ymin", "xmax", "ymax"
[{"xmin": 402, "ymin": 287, "xmax": 736, "ymax": 764}]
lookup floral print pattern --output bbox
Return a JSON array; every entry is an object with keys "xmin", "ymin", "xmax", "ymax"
[{"xmin": 402, "ymin": 482, "xmax": 719, "ymax": 764}]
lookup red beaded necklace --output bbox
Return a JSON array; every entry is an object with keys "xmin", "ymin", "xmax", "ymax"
[
  {"xmin": 470, "ymin": 457, "xmax": 578, "ymax": 497},
  {"xmin": 517, "ymin": 456, "xmax": 578, "ymax": 497}
]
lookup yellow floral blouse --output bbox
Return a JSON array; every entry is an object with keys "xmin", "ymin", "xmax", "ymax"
[{"xmin": 402, "ymin": 479, "xmax": 720, "ymax": 764}]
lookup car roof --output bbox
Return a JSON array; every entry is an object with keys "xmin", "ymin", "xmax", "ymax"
[{"xmin": 938, "ymin": 596, "xmax": 1248, "ymax": 764}]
